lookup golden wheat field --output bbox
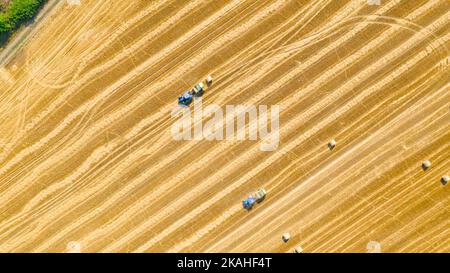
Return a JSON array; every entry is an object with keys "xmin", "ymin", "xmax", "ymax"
[{"xmin": 0, "ymin": 0, "xmax": 448, "ymax": 253}]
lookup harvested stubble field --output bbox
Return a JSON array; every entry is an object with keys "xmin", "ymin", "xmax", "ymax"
[{"xmin": 0, "ymin": 0, "xmax": 448, "ymax": 253}]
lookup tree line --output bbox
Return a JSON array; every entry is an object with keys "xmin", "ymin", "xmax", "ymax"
[{"xmin": 0, "ymin": 0, "xmax": 46, "ymax": 35}]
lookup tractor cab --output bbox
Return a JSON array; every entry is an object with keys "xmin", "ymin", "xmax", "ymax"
[
  {"xmin": 178, "ymin": 91, "xmax": 193, "ymax": 106},
  {"xmin": 242, "ymin": 196, "xmax": 255, "ymax": 210}
]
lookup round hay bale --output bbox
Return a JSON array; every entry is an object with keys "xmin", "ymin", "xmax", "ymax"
[
  {"xmin": 328, "ymin": 139, "xmax": 336, "ymax": 150},
  {"xmin": 366, "ymin": 241, "xmax": 381, "ymax": 253},
  {"xmin": 293, "ymin": 246, "xmax": 303, "ymax": 253},
  {"xmin": 205, "ymin": 75, "xmax": 213, "ymax": 86},
  {"xmin": 422, "ymin": 160, "xmax": 431, "ymax": 170}
]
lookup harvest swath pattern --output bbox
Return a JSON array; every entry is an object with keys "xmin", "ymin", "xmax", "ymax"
[{"xmin": 0, "ymin": 0, "xmax": 448, "ymax": 252}]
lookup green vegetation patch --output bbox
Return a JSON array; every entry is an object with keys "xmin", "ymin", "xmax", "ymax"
[{"xmin": 0, "ymin": 0, "xmax": 46, "ymax": 34}]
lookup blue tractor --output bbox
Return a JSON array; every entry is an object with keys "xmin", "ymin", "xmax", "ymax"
[
  {"xmin": 242, "ymin": 188, "xmax": 266, "ymax": 210},
  {"xmin": 242, "ymin": 196, "xmax": 256, "ymax": 210},
  {"xmin": 178, "ymin": 91, "xmax": 193, "ymax": 106},
  {"xmin": 177, "ymin": 76, "xmax": 212, "ymax": 106}
]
